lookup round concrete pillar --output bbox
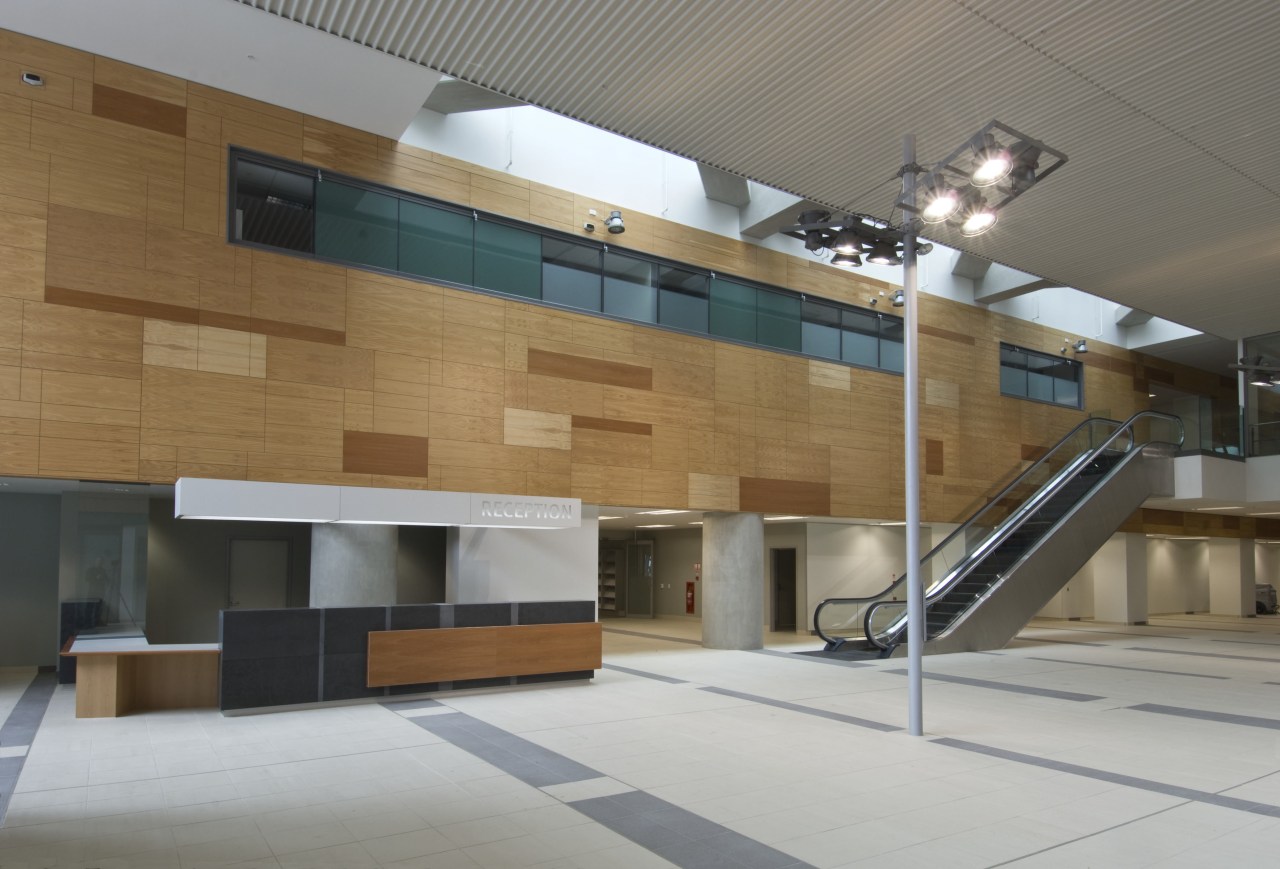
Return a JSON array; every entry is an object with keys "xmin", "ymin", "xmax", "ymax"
[
  {"xmin": 310, "ymin": 524, "xmax": 397, "ymax": 607},
  {"xmin": 701, "ymin": 512, "xmax": 764, "ymax": 650}
]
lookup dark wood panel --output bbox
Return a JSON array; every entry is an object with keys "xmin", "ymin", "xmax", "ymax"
[
  {"xmin": 739, "ymin": 476, "xmax": 830, "ymax": 515},
  {"xmin": 529, "ymin": 348, "xmax": 652, "ymax": 390},
  {"xmin": 926, "ymin": 439, "xmax": 944, "ymax": 476},
  {"xmin": 919, "ymin": 323, "xmax": 977, "ymax": 346},
  {"xmin": 571, "ymin": 415, "xmax": 653, "ymax": 435},
  {"xmin": 367, "ymin": 622, "xmax": 602, "ymax": 686},
  {"xmin": 46, "ymin": 285, "xmax": 201, "ymax": 324},
  {"xmin": 249, "ymin": 317, "xmax": 346, "ymax": 347},
  {"xmin": 93, "ymin": 83, "xmax": 188, "ymax": 138},
  {"xmin": 343, "ymin": 430, "xmax": 429, "ymax": 477},
  {"xmin": 1020, "ymin": 443, "xmax": 1048, "ymax": 462}
]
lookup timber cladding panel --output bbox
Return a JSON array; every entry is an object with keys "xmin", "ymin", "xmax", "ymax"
[{"xmin": 0, "ymin": 28, "xmax": 1209, "ymax": 521}]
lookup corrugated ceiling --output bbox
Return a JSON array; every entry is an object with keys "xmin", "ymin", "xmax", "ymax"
[{"xmin": 235, "ymin": 0, "xmax": 1280, "ymax": 341}]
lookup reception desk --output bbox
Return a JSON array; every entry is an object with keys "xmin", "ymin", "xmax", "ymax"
[
  {"xmin": 64, "ymin": 638, "xmax": 221, "ymax": 718},
  {"xmin": 220, "ymin": 601, "xmax": 598, "ymax": 712}
]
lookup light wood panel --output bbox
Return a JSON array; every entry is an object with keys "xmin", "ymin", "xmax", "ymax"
[
  {"xmin": 0, "ymin": 28, "xmax": 1179, "ymax": 519},
  {"xmin": 367, "ymin": 622, "xmax": 601, "ymax": 686},
  {"xmin": 71, "ymin": 649, "xmax": 219, "ymax": 718}
]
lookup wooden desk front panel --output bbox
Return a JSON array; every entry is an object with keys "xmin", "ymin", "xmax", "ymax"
[
  {"xmin": 367, "ymin": 623, "xmax": 602, "ymax": 687},
  {"xmin": 72, "ymin": 651, "xmax": 220, "ymax": 718}
]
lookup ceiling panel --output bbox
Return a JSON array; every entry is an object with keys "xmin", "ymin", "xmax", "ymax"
[{"xmin": 234, "ymin": 0, "xmax": 1280, "ymax": 340}]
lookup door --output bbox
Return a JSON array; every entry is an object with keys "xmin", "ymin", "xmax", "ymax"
[
  {"xmin": 626, "ymin": 541, "xmax": 655, "ymax": 618},
  {"xmin": 772, "ymin": 548, "xmax": 797, "ymax": 632},
  {"xmin": 228, "ymin": 538, "xmax": 290, "ymax": 610}
]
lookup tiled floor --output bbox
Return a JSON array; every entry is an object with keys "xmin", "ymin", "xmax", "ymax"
[{"xmin": 4, "ymin": 614, "xmax": 1280, "ymax": 867}]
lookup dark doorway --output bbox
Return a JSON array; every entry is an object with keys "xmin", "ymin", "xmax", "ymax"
[{"xmin": 772, "ymin": 548, "xmax": 797, "ymax": 631}]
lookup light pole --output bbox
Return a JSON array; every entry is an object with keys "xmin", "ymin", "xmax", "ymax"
[
  {"xmin": 895, "ymin": 123, "xmax": 1065, "ymax": 736},
  {"xmin": 785, "ymin": 122, "xmax": 1066, "ymax": 736},
  {"xmin": 900, "ymin": 134, "xmax": 924, "ymax": 736}
]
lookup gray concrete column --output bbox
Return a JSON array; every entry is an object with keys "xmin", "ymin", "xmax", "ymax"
[
  {"xmin": 310, "ymin": 524, "xmax": 397, "ymax": 607},
  {"xmin": 1209, "ymin": 536, "xmax": 1255, "ymax": 616},
  {"xmin": 702, "ymin": 512, "xmax": 764, "ymax": 650},
  {"xmin": 1093, "ymin": 533, "xmax": 1149, "ymax": 624}
]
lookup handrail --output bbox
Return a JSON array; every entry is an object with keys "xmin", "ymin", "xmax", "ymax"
[
  {"xmin": 861, "ymin": 409, "xmax": 1182, "ymax": 650},
  {"xmin": 812, "ymin": 410, "xmax": 1182, "ymax": 649}
]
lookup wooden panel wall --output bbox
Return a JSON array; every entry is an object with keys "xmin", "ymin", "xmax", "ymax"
[{"xmin": 0, "ymin": 29, "xmax": 1229, "ymax": 523}]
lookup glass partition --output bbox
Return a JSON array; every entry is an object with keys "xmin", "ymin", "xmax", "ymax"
[
  {"xmin": 1000, "ymin": 342, "xmax": 1082, "ymax": 408},
  {"xmin": 230, "ymin": 149, "xmax": 907, "ymax": 376},
  {"xmin": 400, "ymin": 200, "xmax": 474, "ymax": 285}
]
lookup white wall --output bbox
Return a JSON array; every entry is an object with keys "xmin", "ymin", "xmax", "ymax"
[
  {"xmin": 1147, "ymin": 539, "xmax": 1210, "ymax": 614},
  {"xmin": 651, "ymin": 529, "xmax": 702, "ymax": 616},
  {"xmin": 1037, "ymin": 561, "xmax": 1096, "ymax": 619},
  {"xmin": 447, "ymin": 506, "xmax": 599, "ymax": 605},
  {"xmin": 1257, "ymin": 542, "xmax": 1280, "ymax": 597},
  {"xmin": 804, "ymin": 524, "xmax": 911, "ymax": 628}
]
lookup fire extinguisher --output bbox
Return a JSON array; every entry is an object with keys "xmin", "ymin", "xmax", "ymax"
[{"xmin": 686, "ymin": 581, "xmax": 696, "ymax": 614}]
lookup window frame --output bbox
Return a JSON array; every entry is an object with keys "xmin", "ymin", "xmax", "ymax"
[
  {"xmin": 999, "ymin": 342, "xmax": 1084, "ymax": 409},
  {"xmin": 227, "ymin": 146, "xmax": 906, "ymax": 376}
]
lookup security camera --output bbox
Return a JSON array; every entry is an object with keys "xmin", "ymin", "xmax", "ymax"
[
  {"xmin": 605, "ymin": 211, "xmax": 625, "ymax": 234},
  {"xmin": 869, "ymin": 297, "xmax": 878, "ymax": 306},
  {"xmin": 583, "ymin": 222, "xmax": 595, "ymax": 232}
]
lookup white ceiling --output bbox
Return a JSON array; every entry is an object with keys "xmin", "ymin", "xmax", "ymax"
[
  {"xmin": 6, "ymin": 1, "xmax": 1278, "ymax": 345},
  {"xmin": 222, "ymin": 0, "xmax": 1279, "ymax": 344}
]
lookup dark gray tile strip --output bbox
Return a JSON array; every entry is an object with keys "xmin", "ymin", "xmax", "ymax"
[
  {"xmin": 932, "ymin": 737, "xmax": 1280, "ymax": 818},
  {"xmin": 601, "ymin": 663, "xmax": 689, "ymax": 684},
  {"xmin": 752, "ymin": 649, "xmax": 873, "ymax": 669},
  {"xmin": 882, "ymin": 669, "xmax": 1104, "ymax": 702},
  {"xmin": 570, "ymin": 790, "xmax": 812, "ymax": 868},
  {"xmin": 1026, "ymin": 656, "xmax": 1229, "ymax": 680},
  {"xmin": 699, "ymin": 686, "xmax": 899, "ymax": 733},
  {"xmin": 399, "ymin": 705, "xmax": 815, "ymax": 868},
  {"xmin": 1015, "ymin": 637, "xmax": 1107, "ymax": 647},
  {"xmin": 406, "ymin": 710, "xmax": 602, "ymax": 788},
  {"xmin": 0, "ymin": 671, "xmax": 57, "ymax": 825},
  {"xmin": 0, "ymin": 672, "xmax": 55, "ymax": 747},
  {"xmin": 1214, "ymin": 638, "xmax": 1280, "ymax": 647},
  {"xmin": 381, "ymin": 697, "xmax": 445, "ymax": 711},
  {"xmin": 601, "ymin": 626, "xmax": 702, "ymax": 646},
  {"xmin": 1128, "ymin": 646, "xmax": 1280, "ymax": 664},
  {"xmin": 1127, "ymin": 703, "xmax": 1280, "ymax": 731}
]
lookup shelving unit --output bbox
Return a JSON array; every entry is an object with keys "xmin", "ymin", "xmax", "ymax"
[{"xmin": 598, "ymin": 545, "xmax": 624, "ymax": 616}]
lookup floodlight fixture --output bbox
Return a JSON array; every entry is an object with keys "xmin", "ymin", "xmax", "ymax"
[
  {"xmin": 970, "ymin": 133, "xmax": 1012, "ymax": 187},
  {"xmin": 867, "ymin": 239, "xmax": 903, "ymax": 266}
]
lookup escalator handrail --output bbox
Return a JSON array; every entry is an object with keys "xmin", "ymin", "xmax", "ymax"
[
  {"xmin": 863, "ymin": 409, "xmax": 1183, "ymax": 649},
  {"xmin": 813, "ymin": 414, "xmax": 1138, "ymax": 643}
]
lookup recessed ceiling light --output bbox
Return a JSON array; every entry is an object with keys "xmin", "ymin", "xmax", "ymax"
[
  {"xmin": 764, "ymin": 515, "xmax": 806, "ymax": 521},
  {"xmin": 598, "ymin": 515, "xmax": 622, "ymax": 520},
  {"xmin": 879, "ymin": 521, "xmax": 908, "ymax": 526},
  {"xmin": 1195, "ymin": 506, "xmax": 1240, "ymax": 512},
  {"xmin": 638, "ymin": 509, "xmax": 687, "ymax": 515},
  {"xmin": 689, "ymin": 521, "xmax": 703, "ymax": 525},
  {"xmin": 635, "ymin": 524, "xmax": 673, "ymax": 529}
]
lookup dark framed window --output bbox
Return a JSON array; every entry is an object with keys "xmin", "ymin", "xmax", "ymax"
[
  {"xmin": 231, "ymin": 156, "xmax": 315, "ymax": 253},
  {"xmin": 228, "ymin": 147, "xmax": 909, "ymax": 376},
  {"xmin": 657, "ymin": 266, "xmax": 708, "ymax": 332},
  {"xmin": 542, "ymin": 238, "xmax": 602, "ymax": 311},
  {"xmin": 1000, "ymin": 343, "xmax": 1082, "ymax": 408}
]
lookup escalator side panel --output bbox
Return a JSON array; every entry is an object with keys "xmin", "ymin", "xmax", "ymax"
[{"xmin": 922, "ymin": 446, "xmax": 1174, "ymax": 654}]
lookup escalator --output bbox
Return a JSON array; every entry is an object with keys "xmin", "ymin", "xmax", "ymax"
[{"xmin": 814, "ymin": 411, "xmax": 1183, "ymax": 656}]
